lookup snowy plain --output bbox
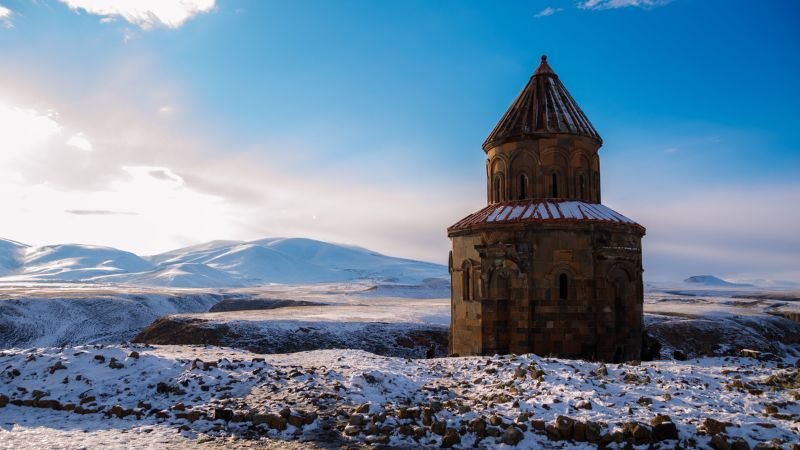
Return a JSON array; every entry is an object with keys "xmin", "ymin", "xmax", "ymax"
[{"xmin": 0, "ymin": 236, "xmax": 799, "ymax": 448}]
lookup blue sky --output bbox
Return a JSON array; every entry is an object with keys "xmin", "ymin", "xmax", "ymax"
[{"xmin": 0, "ymin": 0, "xmax": 798, "ymax": 282}]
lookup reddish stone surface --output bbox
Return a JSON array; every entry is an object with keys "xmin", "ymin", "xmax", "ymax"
[{"xmin": 448, "ymin": 56, "xmax": 645, "ymax": 362}]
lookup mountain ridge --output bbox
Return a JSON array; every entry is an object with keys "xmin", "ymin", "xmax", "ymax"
[{"xmin": 0, "ymin": 237, "xmax": 447, "ymax": 287}]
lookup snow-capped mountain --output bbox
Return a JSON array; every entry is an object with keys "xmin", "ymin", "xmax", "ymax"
[
  {"xmin": 0, "ymin": 237, "xmax": 448, "ymax": 287},
  {"xmin": 683, "ymin": 275, "xmax": 754, "ymax": 287},
  {"xmin": 0, "ymin": 238, "xmax": 27, "ymax": 276}
]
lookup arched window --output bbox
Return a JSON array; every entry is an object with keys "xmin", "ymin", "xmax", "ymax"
[
  {"xmin": 518, "ymin": 174, "xmax": 528, "ymax": 200},
  {"xmin": 493, "ymin": 175, "xmax": 500, "ymax": 203},
  {"xmin": 558, "ymin": 273, "xmax": 568, "ymax": 301},
  {"xmin": 614, "ymin": 278, "xmax": 625, "ymax": 331},
  {"xmin": 578, "ymin": 175, "xmax": 586, "ymax": 201},
  {"xmin": 551, "ymin": 173, "xmax": 559, "ymax": 198},
  {"xmin": 462, "ymin": 261, "xmax": 472, "ymax": 301}
]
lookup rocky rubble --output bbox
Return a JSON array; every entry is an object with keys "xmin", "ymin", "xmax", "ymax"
[{"xmin": 1, "ymin": 345, "xmax": 799, "ymax": 448}]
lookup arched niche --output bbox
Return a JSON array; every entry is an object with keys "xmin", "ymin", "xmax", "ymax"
[
  {"xmin": 489, "ymin": 156, "xmax": 508, "ymax": 203},
  {"xmin": 509, "ymin": 152, "xmax": 537, "ymax": 200},
  {"xmin": 548, "ymin": 263, "xmax": 578, "ymax": 302},
  {"xmin": 569, "ymin": 151, "xmax": 591, "ymax": 201},
  {"xmin": 541, "ymin": 148, "xmax": 567, "ymax": 199}
]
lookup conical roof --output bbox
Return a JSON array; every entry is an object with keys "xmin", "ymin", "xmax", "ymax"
[{"xmin": 483, "ymin": 55, "xmax": 601, "ymax": 151}]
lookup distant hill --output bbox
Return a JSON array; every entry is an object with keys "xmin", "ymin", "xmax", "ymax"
[
  {"xmin": 684, "ymin": 275, "xmax": 754, "ymax": 287},
  {"xmin": 0, "ymin": 237, "xmax": 448, "ymax": 287}
]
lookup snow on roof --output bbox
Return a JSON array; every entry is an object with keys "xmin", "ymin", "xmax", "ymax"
[{"xmin": 448, "ymin": 200, "xmax": 644, "ymax": 234}]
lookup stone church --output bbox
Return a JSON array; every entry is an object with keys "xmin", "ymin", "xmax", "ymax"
[{"xmin": 448, "ymin": 56, "xmax": 645, "ymax": 362}]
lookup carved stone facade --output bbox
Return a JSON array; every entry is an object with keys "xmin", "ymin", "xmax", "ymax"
[{"xmin": 448, "ymin": 56, "xmax": 646, "ymax": 362}]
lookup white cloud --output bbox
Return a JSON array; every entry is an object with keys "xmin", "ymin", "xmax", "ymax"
[
  {"xmin": 0, "ymin": 71, "xmax": 471, "ymax": 262},
  {"xmin": 0, "ymin": 102, "xmax": 62, "ymax": 159},
  {"xmin": 620, "ymin": 185, "xmax": 800, "ymax": 282},
  {"xmin": 59, "ymin": 0, "xmax": 216, "ymax": 30},
  {"xmin": 535, "ymin": 7, "xmax": 563, "ymax": 18},
  {"xmin": 578, "ymin": 0, "xmax": 672, "ymax": 10},
  {"xmin": 66, "ymin": 131, "xmax": 94, "ymax": 152},
  {"xmin": 0, "ymin": 5, "xmax": 12, "ymax": 29}
]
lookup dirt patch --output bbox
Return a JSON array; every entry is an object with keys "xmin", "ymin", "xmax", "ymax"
[
  {"xmin": 133, "ymin": 317, "xmax": 240, "ymax": 347},
  {"xmin": 208, "ymin": 299, "xmax": 328, "ymax": 313},
  {"xmin": 133, "ymin": 316, "xmax": 449, "ymax": 358}
]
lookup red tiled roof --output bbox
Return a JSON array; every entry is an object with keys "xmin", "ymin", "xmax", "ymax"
[
  {"xmin": 483, "ymin": 55, "xmax": 601, "ymax": 151},
  {"xmin": 448, "ymin": 200, "xmax": 644, "ymax": 234}
]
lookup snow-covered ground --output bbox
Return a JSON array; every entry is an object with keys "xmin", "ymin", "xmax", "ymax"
[
  {"xmin": 0, "ymin": 277, "xmax": 798, "ymax": 447},
  {"xmin": 0, "ymin": 286, "xmax": 227, "ymax": 348},
  {"xmin": 1, "ymin": 344, "xmax": 798, "ymax": 449}
]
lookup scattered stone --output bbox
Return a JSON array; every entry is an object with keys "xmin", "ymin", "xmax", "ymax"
[
  {"xmin": 441, "ymin": 428, "xmax": 460, "ymax": 448},
  {"xmin": 501, "ymin": 426, "xmax": 524, "ymax": 445},
  {"xmin": 555, "ymin": 415, "xmax": 574, "ymax": 439},
  {"xmin": 468, "ymin": 417, "xmax": 486, "ymax": 434},
  {"xmin": 266, "ymin": 414, "xmax": 287, "ymax": 431},
  {"xmin": 431, "ymin": 420, "xmax": 447, "ymax": 436},
  {"xmin": 710, "ymin": 434, "xmax": 731, "ymax": 450},
  {"xmin": 576, "ymin": 399, "xmax": 592, "ymax": 410},
  {"xmin": 673, "ymin": 350, "xmax": 687, "ymax": 361},
  {"xmin": 354, "ymin": 403, "xmax": 370, "ymax": 414},
  {"xmin": 585, "ymin": 421, "xmax": 602, "ymax": 442},
  {"xmin": 37, "ymin": 399, "xmax": 62, "ymax": 410},
  {"xmin": 624, "ymin": 421, "xmax": 652, "ymax": 445},
  {"xmin": 650, "ymin": 415, "xmax": 678, "ymax": 441},
  {"xmin": 637, "ymin": 396, "xmax": 653, "ymax": 406},
  {"xmin": 739, "ymin": 349, "xmax": 760, "ymax": 358},
  {"xmin": 128, "ymin": 351, "xmax": 140, "ymax": 359},
  {"xmin": 108, "ymin": 358, "xmax": 124, "ymax": 369},
  {"xmin": 349, "ymin": 414, "xmax": 366, "ymax": 427},
  {"xmin": 344, "ymin": 424, "xmax": 361, "ymax": 436},
  {"xmin": 213, "ymin": 408, "xmax": 233, "ymax": 422},
  {"xmin": 489, "ymin": 415, "xmax": 504, "ymax": 427},
  {"xmin": 702, "ymin": 417, "xmax": 728, "ymax": 435},
  {"xmin": 731, "ymin": 437, "xmax": 751, "ymax": 450},
  {"xmin": 573, "ymin": 421, "xmax": 586, "ymax": 441},
  {"xmin": 94, "ymin": 355, "xmax": 105, "ymax": 363},
  {"xmin": 47, "ymin": 361, "xmax": 66, "ymax": 374}
]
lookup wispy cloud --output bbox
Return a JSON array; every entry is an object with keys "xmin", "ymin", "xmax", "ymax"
[
  {"xmin": 578, "ymin": 0, "xmax": 672, "ymax": 10},
  {"xmin": 535, "ymin": 7, "xmax": 563, "ymax": 18},
  {"xmin": 620, "ymin": 184, "xmax": 800, "ymax": 282},
  {"xmin": 0, "ymin": 5, "xmax": 13, "ymax": 29},
  {"xmin": 65, "ymin": 209, "xmax": 138, "ymax": 216},
  {"xmin": 58, "ymin": 0, "xmax": 216, "ymax": 30},
  {"xmin": 0, "ymin": 63, "xmax": 473, "ymax": 262}
]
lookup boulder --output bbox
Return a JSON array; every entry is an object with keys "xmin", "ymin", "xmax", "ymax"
[
  {"xmin": 702, "ymin": 417, "xmax": 728, "ymax": 435},
  {"xmin": 576, "ymin": 399, "xmax": 592, "ymax": 410},
  {"xmin": 573, "ymin": 421, "xmax": 586, "ymax": 441},
  {"xmin": 585, "ymin": 421, "xmax": 602, "ymax": 442},
  {"xmin": 431, "ymin": 420, "xmax": 447, "ymax": 436},
  {"xmin": 650, "ymin": 415, "xmax": 678, "ymax": 441},
  {"xmin": 441, "ymin": 427, "xmax": 460, "ymax": 448},
  {"xmin": 555, "ymin": 415, "xmax": 575, "ymax": 439},
  {"xmin": 349, "ymin": 414, "xmax": 366, "ymax": 426},
  {"xmin": 710, "ymin": 434, "xmax": 731, "ymax": 450},
  {"xmin": 624, "ymin": 422, "xmax": 652, "ymax": 445},
  {"xmin": 501, "ymin": 426, "xmax": 524, "ymax": 445}
]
